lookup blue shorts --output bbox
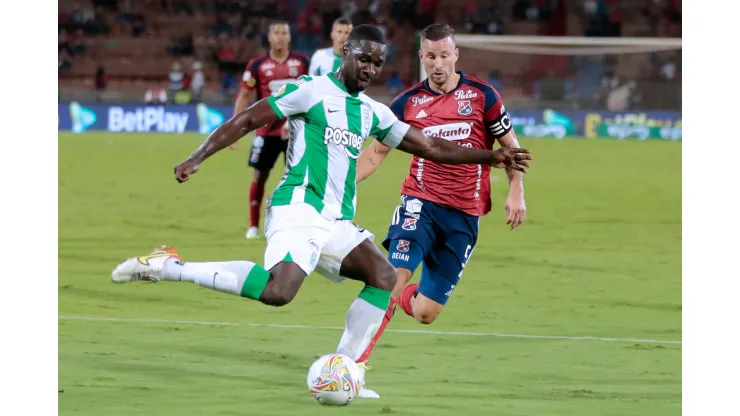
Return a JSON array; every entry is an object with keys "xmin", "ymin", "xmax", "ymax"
[{"xmin": 381, "ymin": 195, "xmax": 479, "ymax": 305}]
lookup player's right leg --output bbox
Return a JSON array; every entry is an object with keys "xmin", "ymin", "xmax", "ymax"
[
  {"xmin": 110, "ymin": 203, "xmax": 333, "ymax": 307},
  {"xmin": 246, "ymin": 135, "xmax": 283, "ymax": 239}
]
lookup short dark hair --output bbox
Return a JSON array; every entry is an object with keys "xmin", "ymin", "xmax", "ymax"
[
  {"xmin": 334, "ymin": 17, "xmax": 352, "ymax": 27},
  {"xmin": 420, "ymin": 24, "xmax": 455, "ymax": 42},
  {"xmin": 347, "ymin": 24, "xmax": 385, "ymax": 45},
  {"xmin": 268, "ymin": 20, "xmax": 290, "ymax": 30}
]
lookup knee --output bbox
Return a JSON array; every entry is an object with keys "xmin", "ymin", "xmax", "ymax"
[
  {"xmin": 412, "ymin": 299, "xmax": 441, "ymax": 324},
  {"xmin": 252, "ymin": 170, "xmax": 269, "ymax": 185},
  {"xmin": 415, "ymin": 311, "xmax": 438, "ymax": 325},
  {"xmin": 259, "ymin": 284, "xmax": 296, "ymax": 307}
]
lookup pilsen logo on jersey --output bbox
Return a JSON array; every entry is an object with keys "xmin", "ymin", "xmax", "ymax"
[
  {"xmin": 324, "ymin": 127, "xmax": 363, "ymax": 159},
  {"xmin": 455, "ymin": 89, "xmax": 478, "ymax": 99},
  {"xmin": 457, "ymin": 100, "xmax": 473, "ymax": 116},
  {"xmin": 261, "ymin": 62, "xmax": 276, "ymax": 71},
  {"xmin": 412, "ymin": 95, "xmax": 433, "ymax": 106}
]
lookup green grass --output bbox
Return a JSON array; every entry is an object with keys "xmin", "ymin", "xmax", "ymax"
[{"xmin": 59, "ymin": 132, "xmax": 681, "ymax": 415}]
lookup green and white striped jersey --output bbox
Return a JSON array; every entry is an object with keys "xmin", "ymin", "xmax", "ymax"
[
  {"xmin": 309, "ymin": 47, "xmax": 342, "ymax": 76},
  {"xmin": 266, "ymin": 73, "xmax": 410, "ymax": 221}
]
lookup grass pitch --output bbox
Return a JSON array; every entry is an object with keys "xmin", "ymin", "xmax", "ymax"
[{"xmin": 59, "ymin": 132, "xmax": 681, "ymax": 415}]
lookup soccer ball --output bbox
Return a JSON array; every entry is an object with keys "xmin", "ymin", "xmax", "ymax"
[{"xmin": 307, "ymin": 353, "xmax": 362, "ymax": 406}]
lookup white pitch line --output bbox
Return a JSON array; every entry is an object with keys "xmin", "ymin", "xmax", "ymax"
[{"xmin": 58, "ymin": 315, "xmax": 682, "ymax": 345}]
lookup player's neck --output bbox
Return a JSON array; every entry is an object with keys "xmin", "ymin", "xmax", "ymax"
[
  {"xmin": 270, "ymin": 48, "xmax": 289, "ymax": 63},
  {"xmin": 332, "ymin": 46, "xmax": 342, "ymax": 56},
  {"xmin": 428, "ymin": 72, "xmax": 461, "ymax": 94}
]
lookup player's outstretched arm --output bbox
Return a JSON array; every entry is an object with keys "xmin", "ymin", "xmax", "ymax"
[
  {"xmin": 356, "ymin": 140, "xmax": 392, "ymax": 183},
  {"xmin": 174, "ymin": 100, "xmax": 279, "ymax": 183},
  {"xmin": 497, "ymin": 130, "xmax": 527, "ymax": 230},
  {"xmin": 397, "ymin": 126, "xmax": 532, "ymax": 171},
  {"xmin": 229, "ymin": 87, "xmax": 255, "ymax": 150}
]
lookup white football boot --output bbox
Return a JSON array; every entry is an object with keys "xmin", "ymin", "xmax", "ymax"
[
  {"xmin": 245, "ymin": 226, "xmax": 260, "ymax": 239},
  {"xmin": 356, "ymin": 361, "xmax": 380, "ymax": 399},
  {"xmin": 111, "ymin": 246, "xmax": 181, "ymax": 283}
]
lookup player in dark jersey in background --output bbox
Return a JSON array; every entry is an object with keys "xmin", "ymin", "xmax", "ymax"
[
  {"xmin": 231, "ymin": 21, "xmax": 310, "ymax": 239},
  {"xmin": 354, "ymin": 24, "xmax": 527, "ymax": 373}
]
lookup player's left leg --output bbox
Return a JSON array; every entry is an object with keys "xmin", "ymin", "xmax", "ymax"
[
  {"xmin": 246, "ymin": 136, "xmax": 283, "ymax": 239},
  {"xmin": 313, "ymin": 222, "xmax": 397, "ymax": 399},
  {"xmin": 398, "ymin": 216, "xmax": 479, "ymax": 324}
]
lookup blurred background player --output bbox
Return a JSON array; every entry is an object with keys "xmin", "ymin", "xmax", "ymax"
[
  {"xmin": 231, "ymin": 21, "xmax": 310, "ymax": 239},
  {"xmin": 309, "ymin": 17, "xmax": 353, "ymax": 76},
  {"xmin": 354, "ymin": 24, "xmax": 527, "ymax": 378}
]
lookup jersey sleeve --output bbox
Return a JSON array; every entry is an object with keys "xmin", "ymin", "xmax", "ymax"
[
  {"xmin": 241, "ymin": 58, "xmax": 259, "ymax": 91},
  {"xmin": 308, "ymin": 51, "xmax": 322, "ymax": 76},
  {"xmin": 296, "ymin": 52, "xmax": 311, "ymax": 76},
  {"xmin": 483, "ymin": 86, "xmax": 512, "ymax": 139},
  {"xmin": 266, "ymin": 76, "xmax": 314, "ymax": 119},
  {"xmin": 370, "ymin": 103, "xmax": 410, "ymax": 149},
  {"xmin": 388, "ymin": 93, "xmax": 408, "ymax": 121}
]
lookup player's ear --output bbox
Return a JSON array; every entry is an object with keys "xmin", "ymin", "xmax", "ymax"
[
  {"xmin": 454, "ymin": 48, "xmax": 459, "ymax": 63},
  {"xmin": 418, "ymin": 49, "xmax": 423, "ymax": 62}
]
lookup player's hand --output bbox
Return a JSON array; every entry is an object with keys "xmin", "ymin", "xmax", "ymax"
[
  {"xmin": 174, "ymin": 158, "xmax": 200, "ymax": 183},
  {"xmin": 505, "ymin": 193, "xmax": 527, "ymax": 231},
  {"xmin": 228, "ymin": 143, "xmax": 238, "ymax": 150},
  {"xmin": 490, "ymin": 148, "xmax": 531, "ymax": 172}
]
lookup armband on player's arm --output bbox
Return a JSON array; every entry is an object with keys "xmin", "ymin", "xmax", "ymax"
[
  {"xmin": 356, "ymin": 139, "xmax": 392, "ymax": 183},
  {"xmin": 485, "ymin": 109, "xmax": 513, "ymax": 139}
]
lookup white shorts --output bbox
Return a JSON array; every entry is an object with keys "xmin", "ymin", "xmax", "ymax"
[{"xmin": 263, "ymin": 203, "xmax": 374, "ymax": 283}]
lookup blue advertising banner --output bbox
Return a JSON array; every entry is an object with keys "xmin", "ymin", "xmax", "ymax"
[
  {"xmin": 59, "ymin": 102, "xmax": 229, "ymax": 134},
  {"xmin": 59, "ymin": 102, "xmax": 681, "ymax": 141},
  {"xmin": 509, "ymin": 109, "xmax": 682, "ymax": 141}
]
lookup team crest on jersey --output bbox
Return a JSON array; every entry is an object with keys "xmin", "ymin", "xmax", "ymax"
[
  {"xmin": 457, "ymin": 100, "xmax": 473, "ymax": 116},
  {"xmin": 289, "ymin": 67, "xmax": 298, "ymax": 77},
  {"xmin": 401, "ymin": 218, "xmax": 417, "ymax": 231},
  {"xmin": 396, "ymin": 240, "xmax": 411, "ymax": 252}
]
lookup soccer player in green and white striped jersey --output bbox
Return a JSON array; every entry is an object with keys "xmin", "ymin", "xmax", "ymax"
[
  {"xmin": 309, "ymin": 17, "xmax": 352, "ymax": 76},
  {"xmin": 111, "ymin": 25, "xmax": 531, "ymax": 399}
]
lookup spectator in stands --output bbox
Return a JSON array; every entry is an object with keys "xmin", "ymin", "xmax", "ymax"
[
  {"xmin": 605, "ymin": 77, "xmax": 637, "ymax": 111},
  {"xmin": 386, "ymin": 71, "xmax": 404, "ymax": 95},
  {"xmin": 168, "ymin": 62, "xmax": 185, "ymax": 97},
  {"xmin": 59, "ymin": 49, "xmax": 73, "ymax": 72},
  {"xmin": 71, "ymin": 28, "xmax": 87, "ymax": 55},
  {"xmin": 191, "ymin": 61, "xmax": 205, "ymax": 102},
  {"xmin": 94, "ymin": 65, "xmax": 108, "ymax": 102},
  {"xmin": 341, "ymin": 0, "xmax": 358, "ymax": 20},
  {"xmin": 95, "ymin": 66, "xmax": 108, "ymax": 91},
  {"xmin": 59, "ymin": 29, "xmax": 71, "ymax": 51}
]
